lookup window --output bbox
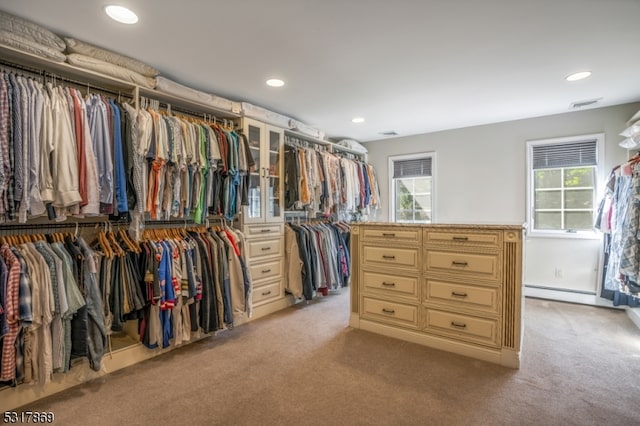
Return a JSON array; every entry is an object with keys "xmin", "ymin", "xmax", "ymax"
[
  {"xmin": 527, "ymin": 134, "xmax": 603, "ymax": 234},
  {"xmin": 389, "ymin": 153, "xmax": 434, "ymax": 223}
]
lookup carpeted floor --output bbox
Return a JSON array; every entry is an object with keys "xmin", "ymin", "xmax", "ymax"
[{"xmin": 18, "ymin": 291, "xmax": 640, "ymax": 425}]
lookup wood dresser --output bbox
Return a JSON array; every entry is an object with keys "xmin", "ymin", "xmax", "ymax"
[{"xmin": 349, "ymin": 223, "xmax": 525, "ymax": 368}]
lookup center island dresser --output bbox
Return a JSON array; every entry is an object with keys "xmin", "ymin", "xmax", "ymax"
[{"xmin": 349, "ymin": 223, "xmax": 525, "ymax": 368}]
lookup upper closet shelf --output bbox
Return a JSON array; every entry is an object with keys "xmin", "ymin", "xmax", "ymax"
[
  {"xmin": 138, "ymin": 86, "xmax": 240, "ymax": 119},
  {"xmin": 0, "ymin": 44, "xmax": 137, "ymax": 92},
  {"xmin": 0, "ymin": 44, "xmax": 241, "ymax": 119},
  {"xmin": 284, "ymin": 129, "xmax": 366, "ymax": 157}
]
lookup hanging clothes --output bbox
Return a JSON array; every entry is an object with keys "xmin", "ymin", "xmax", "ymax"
[
  {"xmin": 0, "ymin": 70, "xmax": 253, "ymax": 228},
  {"xmin": 0, "ymin": 234, "xmax": 107, "ymax": 388},
  {"xmin": 284, "ymin": 221, "xmax": 350, "ymax": 301},
  {"xmin": 596, "ymin": 156, "xmax": 640, "ymax": 306},
  {"xmin": 283, "ymin": 141, "xmax": 380, "ymax": 217}
]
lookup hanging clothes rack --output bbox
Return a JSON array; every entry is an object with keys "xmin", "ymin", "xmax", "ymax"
[
  {"xmin": 139, "ymin": 96, "xmax": 237, "ymax": 129},
  {"xmin": 0, "ymin": 58, "xmax": 133, "ymax": 101}
]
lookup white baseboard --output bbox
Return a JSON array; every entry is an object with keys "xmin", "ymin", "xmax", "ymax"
[{"xmin": 524, "ymin": 285, "xmax": 640, "ymax": 330}]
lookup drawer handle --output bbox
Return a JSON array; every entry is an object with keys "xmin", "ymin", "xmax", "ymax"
[
  {"xmin": 382, "ymin": 233, "xmax": 396, "ymax": 237},
  {"xmin": 261, "ymin": 269, "xmax": 272, "ymax": 273},
  {"xmin": 262, "ymin": 291, "xmax": 272, "ymax": 296},
  {"xmin": 450, "ymin": 321, "xmax": 467, "ymax": 329},
  {"xmin": 451, "ymin": 261, "xmax": 468, "ymax": 267},
  {"xmin": 261, "ymin": 247, "xmax": 272, "ymax": 251},
  {"xmin": 451, "ymin": 291, "xmax": 468, "ymax": 298},
  {"xmin": 382, "ymin": 255, "xmax": 396, "ymax": 260},
  {"xmin": 260, "ymin": 229, "xmax": 271, "ymax": 233},
  {"xmin": 452, "ymin": 236, "xmax": 469, "ymax": 241},
  {"xmin": 382, "ymin": 282, "xmax": 396, "ymax": 287},
  {"xmin": 382, "ymin": 308, "xmax": 395, "ymax": 315}
]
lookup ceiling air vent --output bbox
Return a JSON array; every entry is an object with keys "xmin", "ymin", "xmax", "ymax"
[
  {"xmin": 379, "ymin": 131, "xmax": 398, "ymax": 136},
  {"xmin": 571, "ymin": 98, "xmax": 601, "ymax": 109}
]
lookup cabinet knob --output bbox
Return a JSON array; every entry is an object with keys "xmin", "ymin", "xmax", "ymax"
[
  {"xmin": 450, "ymin": 321, "xmax": 467, "ymax": 329},
  {"xmin": 452, "ymin": 236, "xmax": 469, "ymax": 241},
  {"xmin": 382, "ymin": 233, "xmax": 396, "ymax": 237},
  {"xmin": 382, "ymin": 308, "xmax": 395, "ymax": 315},
  {"xmin": 382, "ymin": 255, "xmax": 396, "ymax": 260},
  {"xmin": 261, "ymin": 247, "xmax": 272, "ymax": 251},
  {"xmin": 451, "ymin": 291, "xmax": 468, "ymax": 298},
  {"xmin": 260, "ymin": 229, "xmax": 271, "ymax": 233},
  {"xmin": 382, "ymin": 282, "xmax": 396, "ymax": 287},
  {"xmin": 262, "ymin": 291, "xmax": 272, "ymax": 296},
  {"xmin": 451, "ymin": 261, "xmax": 468, "ymax": 267},
  {"xmin": 262, "ymin": 269, "xmax": 272, "ymax": 273}
]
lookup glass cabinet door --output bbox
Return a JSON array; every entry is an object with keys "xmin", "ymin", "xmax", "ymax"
[
  {"xmin": 265, "ymin": 126, "xmax": 283, "ymax": 221},
  {"xmin": 246, "ymin": 121, "xmax": 263, "ymax": 222}
]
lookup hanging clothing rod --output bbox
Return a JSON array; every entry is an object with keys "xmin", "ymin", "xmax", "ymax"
[
  {"xmin": 0, "ymin": 219, "xmax": 128, "ymax": 235},
  {"xmin": 143, "ymin": 215, "xmax": 228, "ymax": 227},
  {"xmin": 0, "ymin": 58, "xmax": 133, "ymax": 100},
  {"xmin": 140, "ymin": 97, "xmax": 236, "ymax": 126}
]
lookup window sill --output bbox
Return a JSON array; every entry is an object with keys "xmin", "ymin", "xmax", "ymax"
[{"xmin": 526, "ymin": 230, "xmax": 602, "ymax": 241}]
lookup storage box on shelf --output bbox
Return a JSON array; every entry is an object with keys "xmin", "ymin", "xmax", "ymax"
[{"xmin": 350, "ymin": 223, "xmax": 524, "ymax": 368}]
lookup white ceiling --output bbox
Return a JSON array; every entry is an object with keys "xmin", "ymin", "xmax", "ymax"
[{"xmin": 2, "ymin": 0, "xmax": 640, "ymax": 142}]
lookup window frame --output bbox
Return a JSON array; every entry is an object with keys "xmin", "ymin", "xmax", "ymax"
[
  {"xmin": 526, "ymin": 133, "xmax": 604, "ymax": 239},
  {"xmin": 388, "ymin": 152, "xmax": 436, "ymax": 223}
]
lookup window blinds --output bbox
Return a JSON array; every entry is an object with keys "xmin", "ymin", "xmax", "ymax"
[
  {"xmin": 532, "ymin": 139, "xmax": 597, "ymax": 169},
  {"xmin": 393, "ymin": 157, "xmax": 432, "ymax": 178}
]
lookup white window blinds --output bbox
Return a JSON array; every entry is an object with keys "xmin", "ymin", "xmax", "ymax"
[
  {"xmin": 532, "ymin": 139, "xmax": 597, "ymax": 169},
  {"xmin": 393, "ymin": 157, "xmax": 432, "ymax": 178}
]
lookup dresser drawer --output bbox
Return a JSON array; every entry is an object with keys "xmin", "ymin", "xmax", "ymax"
[
  {"xmin": 362, "ymin": 296, "xmax": 418, "ymax": 328},
  {"xmin": 248, "ymin": 238, "xmax": 282, "ymax": 259},
  {"xmin": 250, "ymin": 259, "xmax": 282, "ymax": 282},
  {"xmin": 425, "ymin": 279, "xmax": 499, "ymax": 314},
  {"xmin": 245, "ymin": 224, "xmax": 283, "ymax": 238},
  {"xmin": 252, "ymin": 281, "xmax": 281, "ymax": 305},
  {"xmin": 362, "ymin": 246, "xmax": 419, "ymax": 270},
  {"xmin": 362, "ymin": 227, "xmax": 420, "ymax": 244},
  {"xmin": 424, "ymin": 308, "xmax": 499, "ymax": 347},
  {"xmin": 424, "ymin": 229, "xmax": 501, "ymax": 248},
  {"xmin": 362, "ymin": 271, "xmax": 418, "ymax": 299},
  {"xmin": 425, "ymin": 250, "xmax": 500, "ymax": 282}
]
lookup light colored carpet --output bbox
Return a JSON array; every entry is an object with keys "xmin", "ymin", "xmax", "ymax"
[{"xmin": 20, "ymin": 291, "xmax": 640, "ymax": 425}]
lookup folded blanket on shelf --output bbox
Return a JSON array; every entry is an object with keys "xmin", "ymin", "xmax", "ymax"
[
  {"xmin": 65, "ymin": 37, "xmax": 159, "ymax": 77},
  {"xmin": 66, "ymin": 53, "xmax": 156, "ymax": 88}
]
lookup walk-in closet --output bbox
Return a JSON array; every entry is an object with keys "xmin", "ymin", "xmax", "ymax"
[{"xmin": 0, "ymin": 3, "xmax": 639, "ymax": 425}]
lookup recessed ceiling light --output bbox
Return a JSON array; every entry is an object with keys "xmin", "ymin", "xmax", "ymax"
[
  {"xmin": 105, "ymin": 5, "xmax": 139, "ymax": 24},
  {"xmin": 266, "ymin": 78, "xmax": 285, "ymax": 87},
  {"xmin": 566, "ymin": 71, "xmax": 592, "ymax": 82},
  {"xmin": 352, "ymin": 117, "xmax": 365, "ymax": 124}
]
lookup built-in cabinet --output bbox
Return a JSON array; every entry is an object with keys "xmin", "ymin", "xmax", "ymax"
[
  {"xmin": 350, "ymin": 223, "xmax": 524, "ymax": 368},
  {"xmin": 238, "ymin": 118, "xmax": 288, "ymax": 316}
]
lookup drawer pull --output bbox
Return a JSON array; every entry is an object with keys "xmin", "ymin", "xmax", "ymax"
[
  {"xmin": 260, "ymin": 229, "xmax": 271, "ymax": 233},
  {"xmin": 452, "ymin": 236, "xmax": 469, "ymax": 241},
  {"xmin": 382, "ymin": 282, "xmax": 396, "ymax": 287},
  {"xmin": 382, "ymin": 255, "xmax": 396, "ymax": 260},
  {"xmin": 382, "ymin": 233, "xmax": 396, "ymax": 237},
  {"xmin": 382, "ymin": 308, "xmax": 395, "ymax": 315},
  {"xmin": 261, "ymin": 247, "xmax": 272, "ymax": 251},
  {"xmin": 451, "ymin": 291, "xmax": 468, "ymax": 298},
  {"xmin": 451, "ymin": 261, "xmax": 468, "ymax": 267},
  {"xmin": 450, "ymin": 321, "xmax": 467, "ymax": 329},
  {"xmin": 261, "ymin": 269, "xmax": 272, "ymax": 273},
  {"xmin": 262, "ymin": 291, "xmax": 272, "ymax": 296}
]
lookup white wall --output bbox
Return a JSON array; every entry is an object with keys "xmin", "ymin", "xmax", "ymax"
[{"xmin": 364, "ymin": 102, "xmax": 640, "ymax": 292}]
